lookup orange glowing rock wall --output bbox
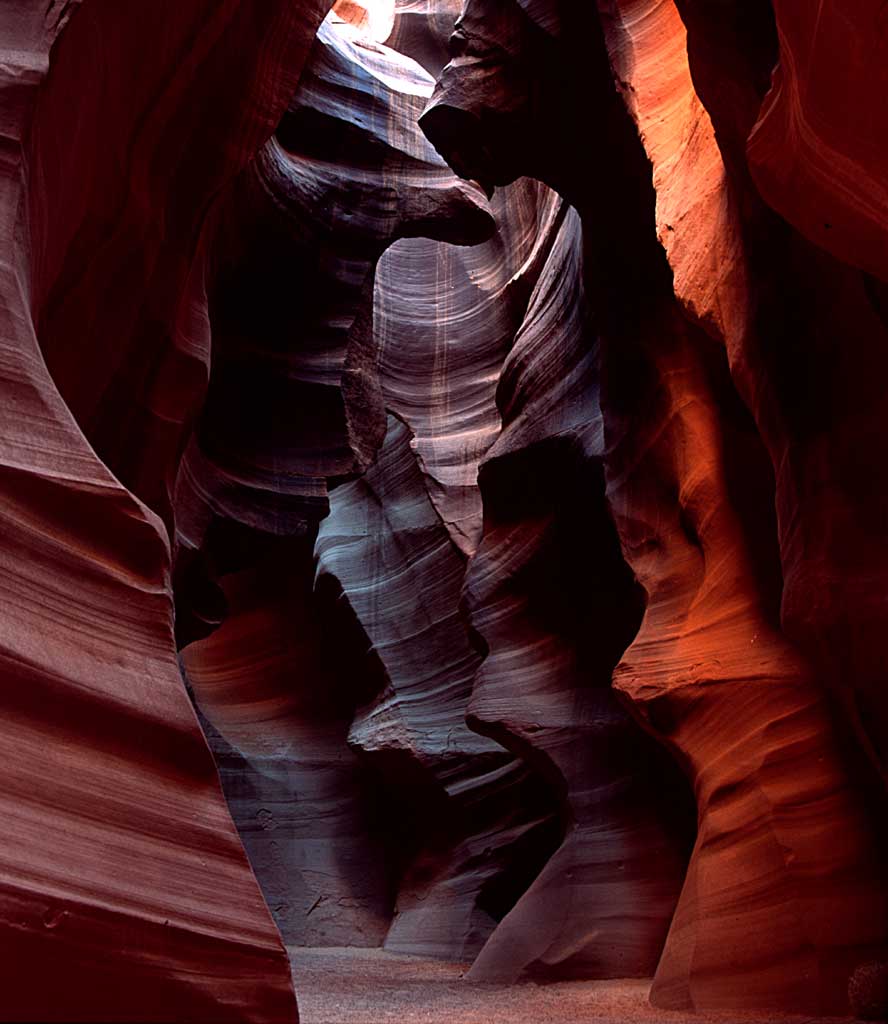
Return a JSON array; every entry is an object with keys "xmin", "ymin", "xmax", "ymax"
[{"xmin": 423, "ymin": 0, "xmax": 888, "ymax": 1014}]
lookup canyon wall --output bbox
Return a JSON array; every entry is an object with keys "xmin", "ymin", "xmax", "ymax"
[
  {"xmin": 0, "ymin": 1, "xmax": 337, "ymax": 1020},
  {"xmin": 0, "ymin": 0, "xmax": 886, "ymax": 1020},
  {"xmin": 422, "ymin": 0, "xmax": 888, "ymax": 1015}
]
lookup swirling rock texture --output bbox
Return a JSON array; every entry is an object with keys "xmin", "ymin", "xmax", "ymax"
[
  {"xmin": 462, "ymin": 203, "xmax": 694, "ymax": 984},
  {"xmin": 173, "ymin": 10, "xmax": 493, "ymax": 640},
  {"xmin": 422, "ymin": 0, "xmax": 888, "ymax": 1015},
  {"xmin": 5, "ymin": 0, "xmax": 888, "ymax": 1020},
  {"xmin": 373, "ymin": 177, "xmax": 560, "ymax": 556},
  {"xmin": 181, "ymin": 547, "xmax": 396, "ymax": 949},
  {"xmin": 0, "ymin": 1, "xmax": 349, "ymax": 1021},
  {"xmin": 674, "ymin": 0, "xmax": 888, "ymax": 806},
  {"xmin": 378, "ymin": 0, "xmax": 563, "ymax": 557},
  {"xmin": 317, "ymin": 414, "xmax": 558, "ymax": 960},
  {"xmin": 178, "ymin": 7, "xmax": 503, "ymax": 955},
  {"xmin": 746, "ymin": 0, "xmax": 888, "ymax": 282}
]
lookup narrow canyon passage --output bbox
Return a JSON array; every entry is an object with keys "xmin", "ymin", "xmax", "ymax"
[{"xmin": 0, "ymin": 0, "xmax": 886, "ymax": 1022}]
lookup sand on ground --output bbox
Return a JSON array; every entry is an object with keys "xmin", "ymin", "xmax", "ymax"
[{"xmin": 289, "ymin": 947, "xmax": 859, "ymax": 1024}]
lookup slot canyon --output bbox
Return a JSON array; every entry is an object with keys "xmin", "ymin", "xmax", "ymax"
[{"xmin": 0, "ymin": 0, "xmax": 886, "ymax": 1021}]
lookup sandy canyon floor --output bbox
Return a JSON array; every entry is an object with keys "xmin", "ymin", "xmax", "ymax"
[{"xmin": 289, "ymin": 948, "xmax": 863, "ymax": 1024}]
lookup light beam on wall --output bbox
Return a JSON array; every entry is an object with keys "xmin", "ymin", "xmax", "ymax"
[{"xmin": 332, "ymin": 0, "xmax": 396, "ymax": 43}]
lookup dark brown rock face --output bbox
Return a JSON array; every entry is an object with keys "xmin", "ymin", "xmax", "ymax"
[
  {"xmin": 2, "ymin": 0, "xmax": 888, "ymax": 1019},
  {"xmin": 0, "ymin": 1, "xmax": 342, "ymax": 1021}
]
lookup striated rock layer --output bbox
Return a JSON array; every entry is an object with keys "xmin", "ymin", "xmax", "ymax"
[
  {"xmin": 374, "ymin": 177, "xmax": 560, "ymax": 555},
  {"xmin": 593, "ymin": 0, "xmax": 888, "ymax": 1012},
  {"xmin": 423, "ymin": 0, "xmax": 888, "ymax": 1014},
  {"xmin": 463, "ymin": 202, "xmax": 693, "ymax": 984},
  {"xmin": 174, "ymin": 11, "xmax": 493, "ymax": 639},
  {"xmin": 670, "ymin": 0, "xmax": 888, "ymax": 805},
  {"xmin": 0, "ymin": 0, "xmax": 341, "ymax": 1020},
  {"xmin": 317, "ymin": 414, "xmax": 557, "ymax": 960},
  {"xmin": 746, "ymin": 0, "xmax": 888, "ymax": 282},
  {"xmin": 183, "ymin": 549, "xmax": 394, "ymax": 948},
  {"xmin": 3, "ymin": 0, "xmax": 888, "ymax": 1017},
  {"xmin": 179, "ymin": 9, "xmax": 533, "ymax": 961}
]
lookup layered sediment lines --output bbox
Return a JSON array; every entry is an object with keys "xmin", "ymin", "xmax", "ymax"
[
  {"xmin": 0, "ymin": 2, "xmax": 336, "ymax": 1019},
  {"xmin": 29, "ymin": 1, "xmax": 332, "ymax": 526},
  {"xmin": 746, "ymin": 0, "xmax": 888, "ymax": 282},
  {"xmin": 174, "ymin": 12, "xmax": 494, "ymax": 580},
  {"xmin": 422, "ymin": 0, "xmax": 888, "ymax": 1013},
  {"xmin": 666, "ymin": 0, "xmax": 888, "ymax": 798},
  {"xmin": 317, "ymin": 415, "xmax": 556, "ymax": 960},
  {"xmin": 181, "ymin": 9, "xmax": 545, "ymax": 964},
  {"xmin": 2, "ymin": 0, "xmax": 888, "ymax": 1018},
  {"xmin": 183, "ymin": 553, "xmax": 393, "ymax": 948},
  {"xmin": 374, "ymin": 178, "xmax": 561, "ymax": 556},
  {"xmin": 591, "ymin": 1, "xmax": 888, "ymax": 1011},
  {"xmin": 463, "ymin": 204, "xmax": 693, "ymax": 984}
]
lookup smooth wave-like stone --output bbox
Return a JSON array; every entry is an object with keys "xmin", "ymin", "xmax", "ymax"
[
  {"xmin": 597, "ymin": 0, "xmax": 748, "ymax": 344},
  {"xmin": 173, "ymin": 11, "xmax": 493, "ymax": 643},
  {"xmin": 664, "ymin": 0, "xmax": 888, "ymax": 799},
  {"xmin": 29, "ymin": 1, "xmax": 333, "ymax": 530},
  {"xmin": 374, "ymin": 178, "xmax": 561, "ymax": 556},
  {"xmin": 10, "ymin": 0, "xmax": 888, "ymax": 1015},
  {"xmin": 1, "ymin": 3, "xmax": 318, "ymax": 1019},
  {"xmin": 616, "ymin": 0, "xmax": 888, "ymax": 808},
  {"xmin": 462, "ymin": 204, "xmax": 691, "ymax": 983},
  {"xmin": 594, "ymin": 4, "xmax": 888, "ymax": 1009},
  {"xmin": 183, "ymin": 555, "xmax": 393, "ymax": 948},
  {"xmin": 314, "ymin": 10, "xmax": 575, "ymax": 959},
  {"xmin": 319, "ymin": 415, "xmax": 492, "ymax": 762},
  {"xmin": 603, "ymin": 292, "xmax": 888, "ymax": 1015},
  {"xmin": 389, "ymin": 0, "xmax": 462, "ymax": 75},
  {"xmin": 178, "ymin": 12, "xmax": 503, "ymax": 952},
  {"xmin": 175, "ymin": 12, "xmax": 492, "ymax": 549},
  {"xmin": 317, "ymin": 414, "xmax": 556, "ymax": 960},
  {"xmin": 746, "ymin": 0, "xmax": 888, "ymax": 282},
  {"xmin": 605, "ymin": 311, "xmax": 888, "ymax": 1012},
  {"xmin": 423, "ymin": 0, "xmax": 888, "ymax": 1012}
]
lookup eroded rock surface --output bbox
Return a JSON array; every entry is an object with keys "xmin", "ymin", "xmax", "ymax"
[
  {"xmin": 0, "ymin": 1, "xmax": 335, "ymax": 1020},
  {"xmin": 423, "ymin": 0, "xmax": 888, "ymax": 1013},
  {"xmin": 178, "ymin": 9, "xmax": 521, "ymax": 959},
  {"xmin": 3, "ymin": 0, "xmax": 888, "ymax": 1018},
  {"xmin": 463, "ymin": 204, "xmax": 693, "ymax": 984},
  {"xmin": 317, "ymin": 414, "xmax": 558, "ymax": 960}
]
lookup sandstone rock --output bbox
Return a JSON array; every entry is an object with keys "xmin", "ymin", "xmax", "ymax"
[
  {"xmin": 30, "ymin": 1, "xmax": 333, "ymax": 530},
  {"xmin": 374, "ymin": 178, "xmax": 561, "ymax": 556},
  {"xmin": 463, "ymin": 203, "xmax": 693, "ymax": 984},
  {"xmin": 0, "ymin": 1, "xmax": 337, "ymax": 1019},
  {"xmin": 594, "ymin": 2, "xmax": 888, "ymax": 1009},
  {"xmin": 423, "ymin": 0, "xmax": 888, "ymax": 1012},
  {"xmin": 668, "ymin": 0, "xmax": 888, "ymax": 804},
  {"xmin": 174, "ymin": 10, "xmax": 494, "ymax": 643},
  {"xmin": 849, "ymin": 961, "xmax": 888, "ymax": 1022},
  {"xmin": 183, "ymin": 552, "xmax": 393, "ymax": 948},
  {"xmin": 747, "ymin": 0, "xmax": 888, "ymax": 283},
  {"xmin": 174, "ymin": 13, "xmax": 493, "ymax": 565},
  {"xmin": 180, "ymin": 10, "xmax": 505, "ymax": 956},
  {"xmin": 317, "ymin": 414, "xmax": 558, "ymax": 960},
  {"xmin": 389, "ymin": 0, "xmax": 463, "ymax": 75},
  {"xmin": 4, "ymin": 0, "xmax": 888, "ymax": 1016}
]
